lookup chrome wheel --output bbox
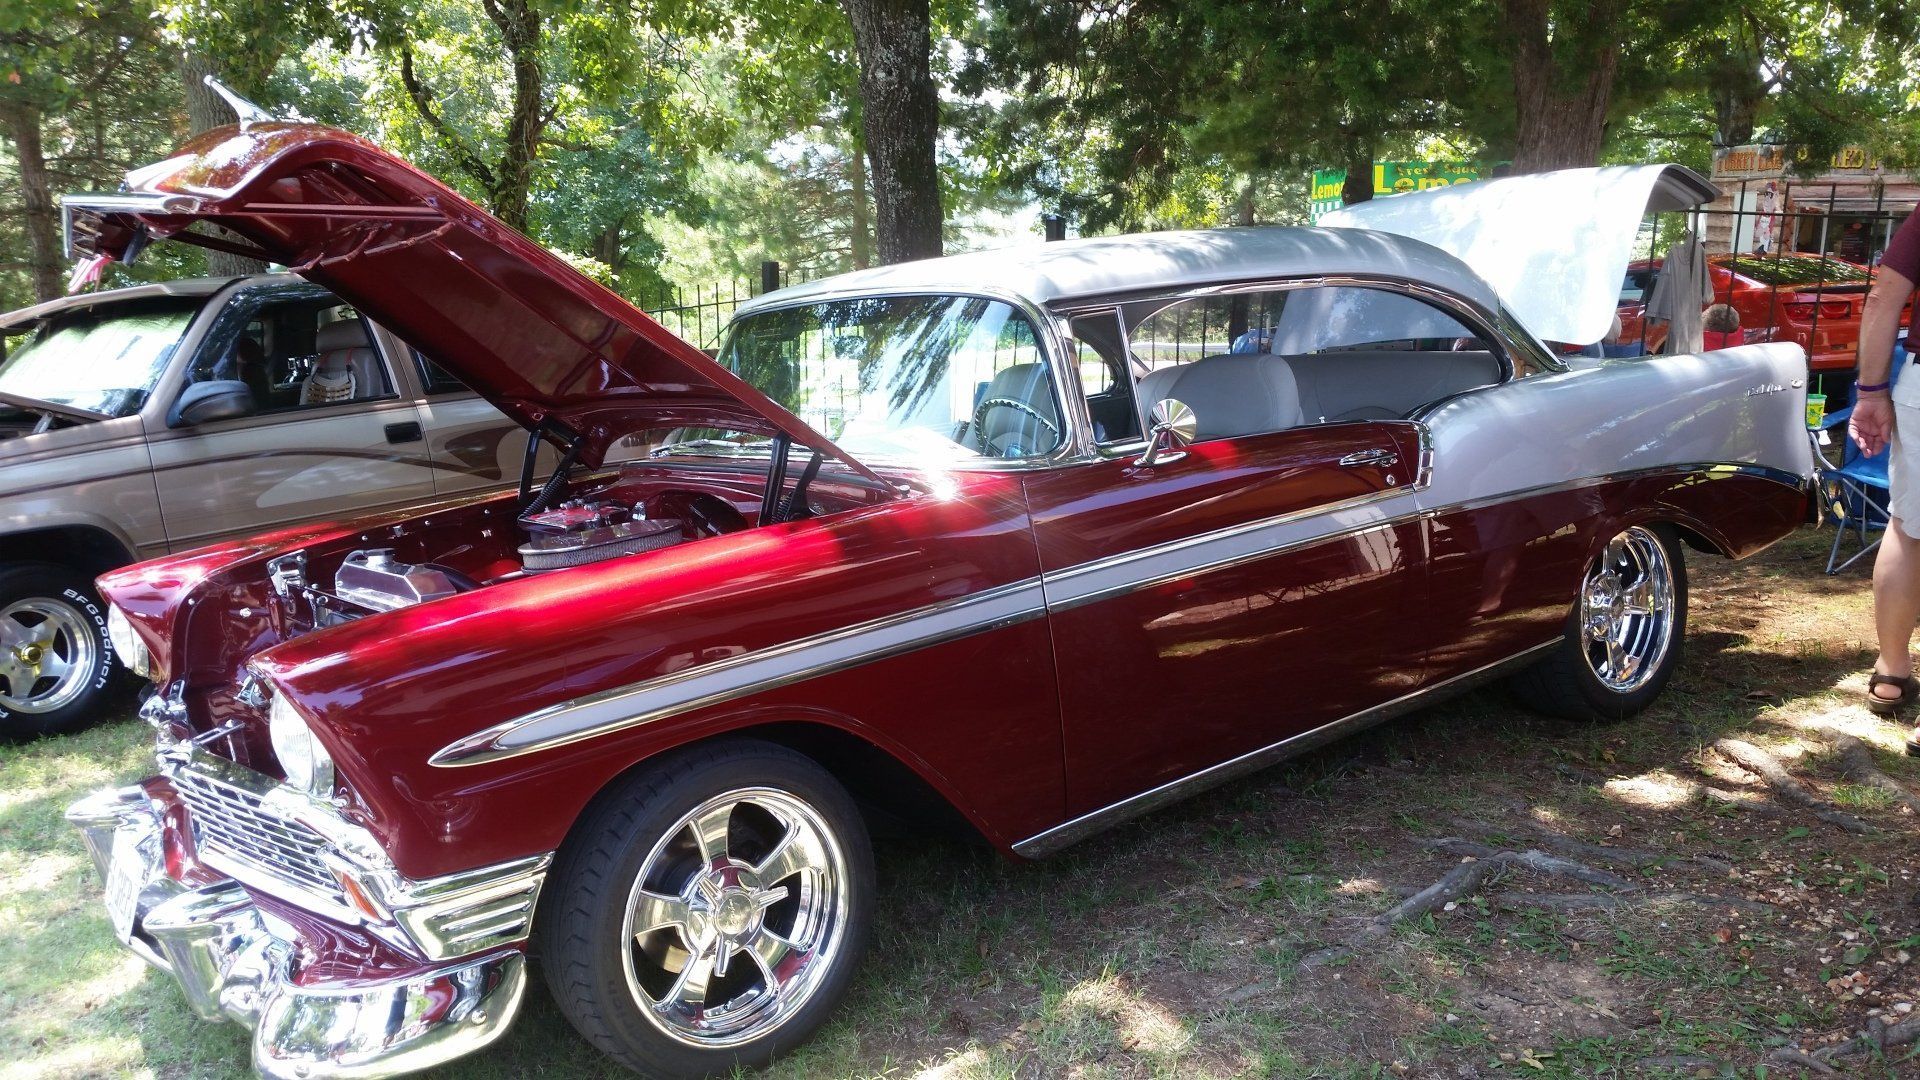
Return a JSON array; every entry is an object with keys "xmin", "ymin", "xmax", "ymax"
[
  {"xmin": 0, "ymin": 598, "xmax": 97, "ymax": 714},
  {"xmin": 1579, "ymin": 526, "xmax": 1675, "ymax": 694},
  {"xmin": 621, "ymin": 786, "xmax": 850, "ymax": 1049}
]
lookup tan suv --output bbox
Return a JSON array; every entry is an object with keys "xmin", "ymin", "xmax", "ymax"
[{"xmin": 0, "ymin": 274, "xmax": 530, "ymax": 736}]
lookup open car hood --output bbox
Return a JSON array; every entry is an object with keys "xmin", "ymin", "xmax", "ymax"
[
  {"xmin": 61, "ymin": 123, "xmax": 884, "ymax": 479},
  {"xmin": 1321, "ymin": 164, "xmax": 1717, "ymax": 346}
]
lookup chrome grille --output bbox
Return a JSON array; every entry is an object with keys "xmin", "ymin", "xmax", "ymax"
[{"xmin": 171, "ymin": 764, "xmax": 347, "ymax": 906}]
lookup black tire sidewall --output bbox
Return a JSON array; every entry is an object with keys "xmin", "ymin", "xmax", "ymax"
[
  {"xmin": 0, "ymin": 563, "xmax": 122, "ymax": 740},
  {"xmin": 542, "ymin": 740, "xmax": 875, "ymax": 1078},
  {"xmin": 1567, "ymin": 523, "xmax": 1689, "ymax": 720}
]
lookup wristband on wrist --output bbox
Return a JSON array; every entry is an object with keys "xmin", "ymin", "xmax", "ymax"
[{"xmin": 1858, "ymin": 381, "xmax": 1892, "ymax": 394}]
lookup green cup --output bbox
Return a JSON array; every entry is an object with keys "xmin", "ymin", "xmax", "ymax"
[{"xmin": 1806, "ymin": 392, "xmax": 1827, "ymax": 429}]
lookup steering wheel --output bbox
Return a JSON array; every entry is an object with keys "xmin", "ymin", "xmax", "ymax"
[{"xmin": 972, "ymin": 397, "xmax": 1060, "ymax": 456}]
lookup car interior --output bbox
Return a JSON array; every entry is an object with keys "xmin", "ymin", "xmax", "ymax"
[
  {"xmin": 188, "ymin": 297, "xmax": 394, "ymax": 415},
  {"xmin": 1100, "ymin": 284, "xmax": 1506, "ymax": 444}
]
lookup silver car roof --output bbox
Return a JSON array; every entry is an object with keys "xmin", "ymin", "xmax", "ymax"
[
  {"xmin": 733, "ymin": 226, "xmax": 1506, "ymax": 319},
  {"xmin": 0, "ymin": 273, "xmax": 300, "ymax": 332}
]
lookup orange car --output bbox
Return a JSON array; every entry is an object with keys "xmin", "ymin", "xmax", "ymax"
[{"xmin": 1617, "ymin": 253, "xmax": 1908, "ymax": 371}]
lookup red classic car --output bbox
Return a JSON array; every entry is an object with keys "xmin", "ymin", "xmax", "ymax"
[
  {"xmin": 1617, "ymin": 252, "xmax": 1902, "ymax": 369},
  {"xmin": 64, "ymin": 128, "xmax": 1812, "ymax": 1078}
]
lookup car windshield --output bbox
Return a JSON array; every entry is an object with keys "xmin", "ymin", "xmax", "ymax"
[
  {"xmin": 715, "ymin": 294, "xmax": 1060, "ymax": 463},
  {"xmin": 0, "ymin": 299, "xmax": 198, "ymax": 418}
]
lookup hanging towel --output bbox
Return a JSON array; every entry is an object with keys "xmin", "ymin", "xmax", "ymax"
[{"xmin": 1644, "ymin": 229, "xmax": 1713, "ymax": 355}]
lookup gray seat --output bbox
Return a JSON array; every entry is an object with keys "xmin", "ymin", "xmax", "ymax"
[
  {"xmin": 1136, "ymin": 353, "xmax": 1305, "ymax": 440},
  {"xmin": 1278, "ymin": 350, "xmax": 1501, "ymax": 423},
  {"xmin": 972, "ymin": 362, "xmax": 1062, "ymax": 458},
  {"xmin": 301, "ymin": 318, "xmax": 385, "ymax": 405}
]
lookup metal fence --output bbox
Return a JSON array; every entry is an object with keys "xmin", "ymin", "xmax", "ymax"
[
  {"xmin": 1640, "ymin": 174, "xmax": 1916, "ymax": 405},
  {"xmin": 638, "ymin": 261, "xmax": 792, "ymax": 352}
]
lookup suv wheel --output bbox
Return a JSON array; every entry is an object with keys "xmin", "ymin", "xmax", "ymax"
[
  {"xmin": 0, "ymin": 563, "xmax": 122, "ymax": 739},
  {"xmin": 542, "ymin": 739, "xmax": 874, "ymax": 1077}
]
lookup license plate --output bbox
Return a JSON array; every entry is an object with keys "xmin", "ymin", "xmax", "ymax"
[{"xmin": 103, "ymin": 828, "xmax": 144, "ymax": 941}]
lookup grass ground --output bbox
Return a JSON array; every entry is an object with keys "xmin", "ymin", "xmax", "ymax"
[{"xmin": 5, "ymin": 527, "xmax": 1920, "ymax": 1078}]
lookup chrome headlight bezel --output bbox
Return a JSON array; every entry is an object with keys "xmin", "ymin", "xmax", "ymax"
[
  {"xmin": 104, "ymin": 604, "xmax": 154, "ymax": 680},
  {"xmin": 266, "ymin": 689, "xmax": 335, "ymax": 796}
]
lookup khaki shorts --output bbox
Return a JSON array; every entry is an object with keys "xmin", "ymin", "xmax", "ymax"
[{"xmin": 1890, "ymin": 396, "xmax": 1920, "ymax": 539}]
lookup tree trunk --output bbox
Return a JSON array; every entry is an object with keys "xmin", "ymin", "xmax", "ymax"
[
  {"xmin": 1504, "ymin": 0, "xmax": 1619, "ymax": 172},
  {"xmin": 0, "ymin": 103, "xmax": 65, "ymax": 301},
  {"xmin": 181, "ymin": 52, "xmax": 270, "ymax": 278},
  {"xmin": 842, "ymin": 0, "xmax": 942, "ymax": 264},
  {"xmin": 1340, "ymin": 142, "xmax": 1374, "ymax": 206},
  {"xmin": 847, "ymin": 146, "xmax": 874, "ymax": 270},
  {"xmin": 1235, "ymin": 179, "xmax": 1256, "ymax": 226},
  {"xmin": 486, "ymin": 0, "xmax": 544, "ymax": 232}
]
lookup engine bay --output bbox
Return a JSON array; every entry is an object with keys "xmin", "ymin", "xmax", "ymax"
[{"xmin": 264, "ymin": 464, "xmax": 868, "ymax": 630}]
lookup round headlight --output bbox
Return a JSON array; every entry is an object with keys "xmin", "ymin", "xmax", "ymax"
[
  {"xmin": 267, "ymin": 690, "xmax": 334, "ymax": 795},
  {"xmin": 105, "ymin": 604, "xmax": 153, "ymax": 679}
]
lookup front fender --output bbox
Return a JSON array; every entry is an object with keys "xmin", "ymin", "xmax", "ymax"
[{"xmin": 252, "ymin": 474, "xmax": 1065, "ymax": 879}]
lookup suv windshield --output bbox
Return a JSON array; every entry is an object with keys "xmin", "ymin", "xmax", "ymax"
[
  {"xmin": 0, "ymin": 298, "xmax": 198, "ymax": 418},
  {"xmin": 716, "ymin": 294, "xmax": 1061, "ymax": 463}
]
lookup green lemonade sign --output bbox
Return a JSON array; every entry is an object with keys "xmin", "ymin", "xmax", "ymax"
[{"xmin": 1310, "ymin": 161, "xmax": 1485, "ymax": 221}]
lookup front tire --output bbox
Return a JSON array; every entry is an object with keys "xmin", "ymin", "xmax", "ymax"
[
  {"xmin": 0, "ymin": 563, "xmax": 122, "ymax": 740},
  {"xmin": 1510, "ymin": 523, "xmax": 1687, "ymax": 722},
  {"xmin": 541, "ymin": 739, "xmax": 874, "ymax": 1078}
]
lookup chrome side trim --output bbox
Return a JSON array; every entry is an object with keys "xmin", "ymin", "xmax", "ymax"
[
  {"xmin": 431, "ymin": 458, "xmax": 1799, "ymax": 768},
  {"xmin": 1420, "ymin": 460, "xmax": 1808, "ymax": 520},
  {"xmin": 1009, "ymin": 638, "xmax": 1563, "ymax": 857},
  {"xmin": 430, "ymin": 577, "xmax": 1050, "ymax": 767},
  {"xmin": 1040, "ymin": 486, "xmax": 1417, "ymax": 614}
]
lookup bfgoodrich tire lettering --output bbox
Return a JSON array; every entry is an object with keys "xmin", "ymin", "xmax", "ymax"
[
  {"xmin": 0, "ymin": 563, "xmax": 126, "ymax": 740},
  {"xmin": 540, "ymin": 739, "xmax": 874, "ymax": 1078},
  {"xmin": 1509, "ymin": 524, "xmax": 1688, "ymax": 722}
]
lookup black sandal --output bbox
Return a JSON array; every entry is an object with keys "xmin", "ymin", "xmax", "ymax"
[
  {"xmin": 1868, "ymin": 673, "xmax": 1920, "ymax": 717},
  {"xmin": 1908, "ymin": 733, "xmax": 1920, "ymax": 758}
]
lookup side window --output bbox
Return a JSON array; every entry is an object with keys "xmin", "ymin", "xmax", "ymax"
[
  {"xmin": 189, "ymin": 294, "xmax": 395, "ymax": 414},
  {"xmin": 1069, "ymin": 310, "xmax": 1140, "ymax": 444},
  {"xmin": 413, "ymin": 351, "xmax": 469, "ymax": 395},
  {"xmin": 1119, "ymin": 284, "xmax": 1503, "ymax": 438}
]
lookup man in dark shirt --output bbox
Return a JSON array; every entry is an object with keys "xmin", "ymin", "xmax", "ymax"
[{"xmin": 1848, "ymin": 208, "xmax": 1920, "ymax": 744}]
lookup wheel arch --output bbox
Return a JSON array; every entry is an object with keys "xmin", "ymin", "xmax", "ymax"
[
  {"xmin": 0, "ymin": 522, "xmax": 138, "ymax": 582},
  {"xmin": 555, "ymin": 718, "xmax": 997, "ymax": 866}
]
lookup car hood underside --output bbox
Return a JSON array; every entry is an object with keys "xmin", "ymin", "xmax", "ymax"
[
  {"xmin": 1322, "ymin": 164, "xmax": 1718, "ymax": 347},
  {"xmin": 61, "ymin": 123, "xmax": 881, "ymax": 478}
]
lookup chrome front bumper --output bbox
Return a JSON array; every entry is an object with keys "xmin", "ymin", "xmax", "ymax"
[{"xmin": 67, "ymin": 786, "xmax": 528, "ymax": 1079}]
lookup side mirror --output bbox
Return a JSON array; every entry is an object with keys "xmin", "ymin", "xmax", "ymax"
[
  {"xmin": 170, "ymin": 380, "xmax": 257, "ymax": 426},
  {"xmin": 1136, "ymin": 398, "xmax": 1197, "ymax": 467}
]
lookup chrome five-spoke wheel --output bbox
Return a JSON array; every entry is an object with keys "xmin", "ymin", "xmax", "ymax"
[
  {"xmin": 0, "ymin": 597, "xmax": 98, "ymax": 715},
  {"xmin": 1510, "ymin": 523, "xmax": 1687, "ymax": 722},
  {"xmin": 623, "ymin": 787, "xmax": 850, "ymax": 1047},
  {"xmin": 544, "ymin": 740, "xmax": 874, "ymax": 1077},
  {"xmin": 1578, "ymin": 525, "xmax": 1675, "ymax": 693}
]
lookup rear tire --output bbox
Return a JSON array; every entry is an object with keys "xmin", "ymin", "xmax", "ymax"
[
  {"xmin": 541, "ymin": 739, "xmax": 874, "ymax": 1078},
  {"xmin": 0, "ymin": 563, "xmax": 124, "ymax": 740},
  {"xmin": 1510, "ymin": 524, "xmax": 1687, "ymax": 722}
]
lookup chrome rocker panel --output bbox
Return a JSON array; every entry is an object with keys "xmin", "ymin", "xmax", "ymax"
[{"xmin": 66, "ymin": 785, "xmax": 527, "ymax": 1080}]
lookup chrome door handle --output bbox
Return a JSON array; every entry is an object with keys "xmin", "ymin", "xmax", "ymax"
[{"xmin": 1338, "ymin": 447, "xmax": 1400, "ymax": 468}]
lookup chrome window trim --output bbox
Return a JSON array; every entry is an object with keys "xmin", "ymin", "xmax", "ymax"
[
  {"xmin": 427, "ymin": 457, "xmax": 1794, "ymax": 771},
  {"xmin": 1053, "ymin": 272, "xmax": 1530, "ymax": 387},
  {"xmin": 1008, "ymin": 638, "xmax": 1565, "ymax": 857},
  {"xmin": 713, "ymin": 287, "xmax": 1095, "ymax": 471}
]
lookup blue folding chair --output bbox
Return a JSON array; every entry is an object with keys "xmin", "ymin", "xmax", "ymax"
[{"xmin": 1811, "ymin": 347, "xmax": 1903, "ymax": 573}]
